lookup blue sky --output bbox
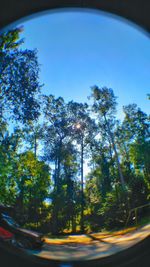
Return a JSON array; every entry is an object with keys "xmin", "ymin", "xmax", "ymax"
[{"xmin": 18, "ymin": 8, "xmax": 150, "ymax": 119}]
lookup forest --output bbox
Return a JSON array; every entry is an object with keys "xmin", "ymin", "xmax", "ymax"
[{"xmin": 0, "ymin": 27, "xmax": 150, "ymax": 235}]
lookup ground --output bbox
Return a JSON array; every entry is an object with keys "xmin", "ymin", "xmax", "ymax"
[{"xmin": 27, "ymin": 224, "xmax": 150, "ymax": 261}]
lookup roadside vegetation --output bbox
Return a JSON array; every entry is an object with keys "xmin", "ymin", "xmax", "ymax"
[{"xmin": 0, "ymin": 27, "xmax": 150, "ymax": 236}]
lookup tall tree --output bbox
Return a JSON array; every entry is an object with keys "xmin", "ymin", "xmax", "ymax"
[
  {"xmin": 67, "ymin": 101, "xmax": 97, "ymax": 232},
  {"xmin": 23, "ymin": 122, "xmax": 43, "ymax": 158},
  {"xmin": 90, "ymin": 86, "xmax": 126, "ymax": 190},
  {"xmin": 42, "ymin": 95, "xmax": 74, "ymax": 233},
  {"xmin": 122, "ymin": 104, "xmax": 150, "ymax": 197},
  {"xmin": 0, "ymin": 27, "xmax": 41, "ymax": 124}
]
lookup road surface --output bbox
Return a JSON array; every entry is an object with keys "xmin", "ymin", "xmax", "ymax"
[
  {"xmin": 26, "ymin": 224, "xmax": 150, "ymax": 262},
  {"xmin": 0, "ymin": 224, "xmax": 149, "ymax": 267}
]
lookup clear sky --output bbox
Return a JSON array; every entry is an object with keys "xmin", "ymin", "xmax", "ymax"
[{"xmin": 17, "ymin": 8, "xmax": 150, "ymax": 119}]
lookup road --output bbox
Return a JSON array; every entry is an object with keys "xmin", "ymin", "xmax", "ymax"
[
  {"xmin": 27, "ymin": 224, "xmax": 150, "ymax": 262},
  {"xmin": 0, "ymin": 224, "xmax": 149, "ymax": 267}
]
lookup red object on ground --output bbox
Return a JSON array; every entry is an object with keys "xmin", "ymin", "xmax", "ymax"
[{"xmin": 0, "ymin": 227, "xmax": 14, "ymax": 239}]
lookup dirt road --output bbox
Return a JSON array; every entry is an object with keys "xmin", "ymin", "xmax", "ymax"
[{"xmin": 29, "ymin": 224, "xmax": 150, "ymax": 261}]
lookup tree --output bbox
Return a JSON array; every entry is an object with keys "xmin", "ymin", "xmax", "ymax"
[
  {"xmin": 61, "ymin": 142, "xmax": 79, "ymax": 232},
  {"xmin": 14, "ymin": 151, "xmax": 51, "ymax": 225},
  {"xmin": 122, "ymin": 104, "xmax": 150, "ymax": 200},
  {"xmin": 89, "ymin": 140, "xmax": 112, "ymax": 197},
  {"xmin": 0, "ymin": 123, "xmax": 22, "ymax": 205},
  {"xmin": 114, "ymin": 121, "xmax": 135, "ymax": 192},
  {"xmin": 42, "ymin": 96, "xmax": 97, "ymax": 233},
  {"xmin": 0, "ymin": 27, "xmax": 41, "ymax": 124},
  {"xmin": 42, "ymin": 95, "xmax": 76, "ymax": 233},
  {"xmin": 23, "ymin": 122, "xmax": 43, "ymax": 158},
  {"xmin": 67, "ymin": 101, "xmax": 97, "ymax": 232},
  {"xmin": 90, "ymin": 86, "xmax": 126, "ymax": 190},
  {"xmin": 42, "ymin": 95, "xmax": 72, "ymax": 187}
]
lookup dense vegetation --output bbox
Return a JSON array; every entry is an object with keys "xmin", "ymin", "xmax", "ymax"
[{"xmin": 0, "ymin": 28, "xmax": 150, "ymax": 235}]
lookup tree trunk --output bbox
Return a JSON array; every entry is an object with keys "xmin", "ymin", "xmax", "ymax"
[
  {"xmin": 34, "ymin": 133, "xmax": 37, "ymax": 158},
  {"xmin": 80, "ymin": 134, "xmax": 84, "ymax": 233}
]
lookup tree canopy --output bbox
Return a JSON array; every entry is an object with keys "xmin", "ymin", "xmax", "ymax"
[{"xmin": 0, "ymin": 28, "xmax": 149, "ymax": 234}]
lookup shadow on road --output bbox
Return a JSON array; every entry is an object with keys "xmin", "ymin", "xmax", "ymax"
[{"xmin": 86, "ymin": 233, "xmax": 111, "ymax": 243}]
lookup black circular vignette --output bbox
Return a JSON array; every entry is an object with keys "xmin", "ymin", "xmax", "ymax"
[{"xmin": 0, "ymin": 1, "xmax": 150, "ymax": 267}]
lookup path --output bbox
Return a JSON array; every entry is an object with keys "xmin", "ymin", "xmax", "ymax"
[{"xmin": 28, "ymin": 224, "xmax": 150, "ymax": 261}]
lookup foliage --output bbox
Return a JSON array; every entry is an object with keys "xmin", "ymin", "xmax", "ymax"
[
  {"xmin": 0, "ymin": 27, "xmax": 41, "ymax": 124},
  {"xmin": 0, "ymin": 28, "xmax": 149, "ymax": 234}
]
